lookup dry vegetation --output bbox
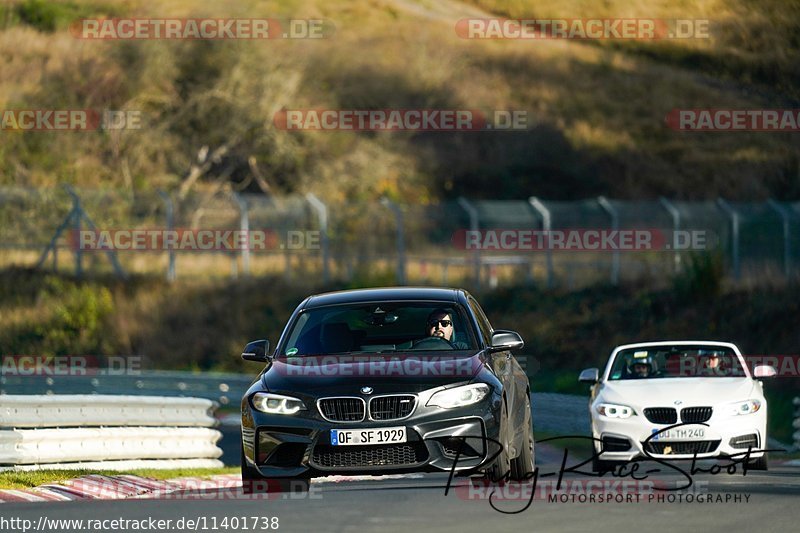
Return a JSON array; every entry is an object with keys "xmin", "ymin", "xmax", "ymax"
[{"xmin": 0, "ymin": 0, "xmax": 798, "ymax": 201}]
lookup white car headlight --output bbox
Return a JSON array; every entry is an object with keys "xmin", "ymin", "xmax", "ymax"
[
  {"xmin": 596, "ymin": 403, "xmax": 636, "ymax": 419},
  {"xmin": 427, "ymin": 384, "xmax": 490, "ymax": 409},
  {"xmin": 728, "ymin": 399, "xmax": 761, "ymax": 416},
  {"xmin": 251, "ymin": 393, "xmax": 306, "ymax": 415}
]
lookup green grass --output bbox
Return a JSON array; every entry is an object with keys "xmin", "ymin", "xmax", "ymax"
[{"xmin": 0, "ymin": 466, "xmax": 239, "ymax": 490}]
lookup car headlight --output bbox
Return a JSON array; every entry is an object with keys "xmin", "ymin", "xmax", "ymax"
[
  {"xmin": 427, "ymin": 384, "xmax": 490, "ymax": 409},
  {"xmin": 596, "ymin": 403, "xmax": 636, "ymax": 419},
  {"xmin": 728, "ymin": 399, "xmax": 761, "ymax": 416},
  {"xmin": 251, "ymin": 393, "xmax": 306, "ymax": 415}
]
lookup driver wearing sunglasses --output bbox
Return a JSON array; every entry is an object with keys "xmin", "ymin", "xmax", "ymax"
[{"xmin": 424, "ymin": 309, "xmax": 469, "ymax": 349}]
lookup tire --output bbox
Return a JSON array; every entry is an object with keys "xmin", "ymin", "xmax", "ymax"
[
  {"xmin": 748, "ymin": 453, "xmax": 768, "ymax": 471},
  {"xmin": 510, "ymin": 394, "xmax": 535, "ymax": 481},
  {"xmin": 487, "ymin": 399, "xmax": 511, "ymax": 483}
]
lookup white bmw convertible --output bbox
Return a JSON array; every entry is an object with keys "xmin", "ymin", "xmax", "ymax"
[{"xmin": 579, "ymin": 341, "xmax": 776, "ymax": 472}]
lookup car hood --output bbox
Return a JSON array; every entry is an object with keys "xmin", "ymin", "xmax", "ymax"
[
  {"xmin": 598, "ymin": 377, "xmax": 757, "ymax": 407},
  {"xmin": 261, "ymin": 352, "xmax": 485, "ymax": 396}
]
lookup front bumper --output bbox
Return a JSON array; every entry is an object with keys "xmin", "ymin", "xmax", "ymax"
[
  {"xmin": 242, "ymin": 394, "xmax": 502, "ymax": 478},
  {"xmin": 591, "ymin": 409, "xmax": 767, "ymax": 462}
]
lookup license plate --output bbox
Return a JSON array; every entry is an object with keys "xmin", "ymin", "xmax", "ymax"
[
  {"xmin": 651, "ymin": 427, "xmax": 706, "ymax": 441},
  {"xmin": 330, "ymin": 427, "xmax": 406, "ymax": 446}
]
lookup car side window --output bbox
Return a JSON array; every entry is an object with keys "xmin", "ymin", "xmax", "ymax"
[{"xmin": 467, "ymin": 297, "xmax": 492, "ymax": 346}]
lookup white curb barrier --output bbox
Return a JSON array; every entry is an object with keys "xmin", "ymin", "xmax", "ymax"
[{"xmin": 0, "ymin": 395, "xmax": 223, "ymax": 469}]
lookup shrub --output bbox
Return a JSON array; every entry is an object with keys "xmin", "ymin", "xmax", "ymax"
[
  {"xmin": 672, "ymin": 252, "xmax": 725, "ymax": 302},
  {"xmin": 14, "ymin": 0, "xmax": 124, "ymax": 33}
]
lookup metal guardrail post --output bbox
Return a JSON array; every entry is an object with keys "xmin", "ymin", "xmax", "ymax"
[
  {"xmin": 306, "ymin": 193, "xmax": 330, "ymax": 284},
  {"xmin": 36, "ymin": 186, "xmax": 125, "ymax": 279},
  {"xmin": 597, "ymin": 196, "xmax": 619, "ymax": 285},
  {"xmin": 65, "ymin": 187, "xmax": 84, "ymax": 278},
  {"xmin": 458, "ymin": 197, "xmax": 481, "ymax": 289},
  {"xmin": 158, "ymin": 190, "xmax": 176, "ymax": 282},
  {"xmin": 35, "ymin": 190, "xmax": 80, "ymax": 272},
  {"xmin": 660, "ymin": 197, "xmax": 681, "ymax": 273},
  {"xmin": 767, "ymin": 199, "xmax": 791, "ymax": 278},
  {"xmin": 381, "ymin": 198, "xmax": 406, "ymax": 285},
  {"xmin": 529, "ymin": 197, "xmax": 553, "ymax": 289},
  {"xmin": 717, "ymin": 199, "xmax": 740, "ymax": 280},
  {"xmin": 234, "ymin": 193, "xmax": 250, "ymax": 277}
]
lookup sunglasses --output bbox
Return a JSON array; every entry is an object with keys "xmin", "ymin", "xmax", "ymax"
[{"xmin": 428, "ymin": 319, "xmax": 452, "ymax": 328}]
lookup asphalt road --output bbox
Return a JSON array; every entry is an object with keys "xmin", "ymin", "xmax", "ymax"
[{"xmin": 4, "ymin": 463, "xmax": 799, "ymax": 533}]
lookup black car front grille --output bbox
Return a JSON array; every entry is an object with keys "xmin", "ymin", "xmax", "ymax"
[
  {"xmin": 369, "ymin": 395, "xmax": 416, "ymax": 420},
  {"xmin": 318, "ymin": 398, "xmax": 365, "ymax": 422},
  {"xmin": 681, "ymin": 407, "xmax": 713, "ymax": 423},
  {"xmin": 644, "ymin": 440, "xmax": 720, "ymax": 455},
  {"xmin": 730, "ymin": 434, "xmax": 759, "ymax": 449},
  {"xmin": 644, "ymin": 407, "xmax": 678, "ymax": 424},
  {"xmin": 311, "ymin": 442, "xmax": 428, "ymax": 469}
]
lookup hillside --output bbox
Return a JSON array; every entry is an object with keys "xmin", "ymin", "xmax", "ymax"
[{"xmin": 0, "ymin": 0, "xmax": 799, "ymax": 201}]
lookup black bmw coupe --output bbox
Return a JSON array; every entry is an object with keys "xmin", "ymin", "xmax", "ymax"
[{"xmin": 240, "ymin": 287, "xmax": 533, "ymax": 490}]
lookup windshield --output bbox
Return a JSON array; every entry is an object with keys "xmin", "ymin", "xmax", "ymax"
[
  {"xmin": 608, "ymin": 345, "xmax": 746, "ymax": 380},
  {"xmin": 279, "ymin": 302, "xmax": 478, "ymax": 356}
]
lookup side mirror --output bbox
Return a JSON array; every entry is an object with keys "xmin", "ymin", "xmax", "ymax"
[
  {"xmin": 489, "ymin": 330, "xmax": 524, "ymax": 352},
  {"xmin": 753, "ymin": 365, "xmax": 777, "ymax": 379},
  {"xmin": 579, "ymin": 368, "xmax": 600, "ymax": 383},
  {"xmin": 241, "ymin": 339, "xmax": 270, "ymax": 363}
]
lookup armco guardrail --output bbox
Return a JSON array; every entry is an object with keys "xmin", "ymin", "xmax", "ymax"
[
  {"xmin": 0, "ymin": 395, "xmax": 217, "ymax": 427},
  {"xmin": 0, "ymin": 395, "xmax": 223, "ymax": 469},
  {"xmin": 0, "ymin": 370, "xmax": 255, "ymax": 405}
]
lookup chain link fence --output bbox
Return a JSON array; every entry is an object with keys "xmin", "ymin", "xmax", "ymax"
[{"xmin": 1, "ymin": 186, "xmax": 799, "ymax": 288}]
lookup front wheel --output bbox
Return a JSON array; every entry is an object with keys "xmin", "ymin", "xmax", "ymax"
[
  {"xmin": 510, "ymin": 395, "xmax": 535, "ymax": 480},
  {"xmin": 487, "ymin": 399, "xmax": 511, "ymax": 483}
]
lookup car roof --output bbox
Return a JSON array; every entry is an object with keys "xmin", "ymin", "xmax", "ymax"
[{"xmin": 303, "ymin": 287, "xmax": 464, "ymax": 309}]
